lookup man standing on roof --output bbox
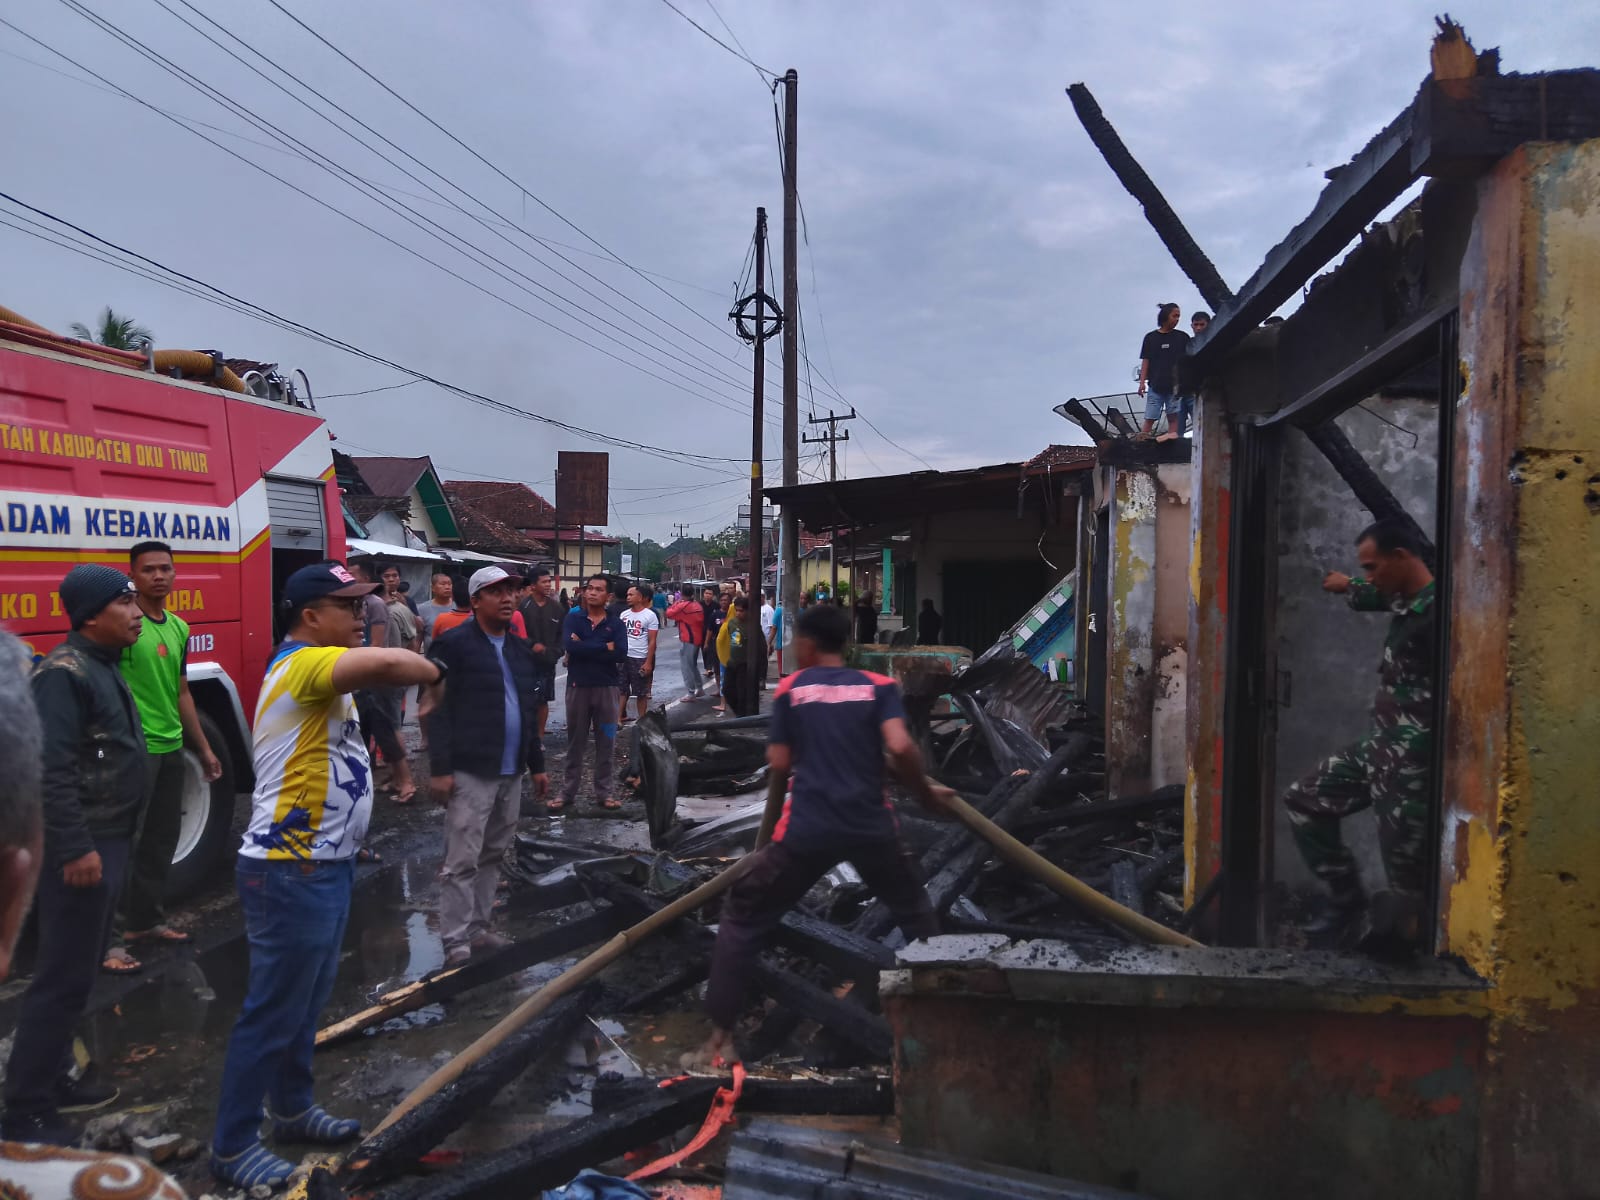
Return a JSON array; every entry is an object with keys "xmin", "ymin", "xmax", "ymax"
[
  {"xmin": 211, "ymin": 563, "xmax": 445, "ymax": 1190},
  {"xmin": 1137, "ymin": 302, "xmax": 1189, "ymax": 441},
  {"xmin": 552, "ymin": 575, "xmax": 626, "ymax": 813},
  {"xmin": 427, "ymin": 567, "xmax": 549, "ymax": 968},
  {"xmin": 686, "ymin": 603, "xmax": 954, "ymax": 1069},
  {"xmin": 666, "ymin": 588, "xmax": 707, "ymax": 702},
  {"xmin": 104, "ymin": 541, "xmax": 222, "ymax": 975},
  {"xmin": 2, "ymin": 566, "xmax": 147, "ymax": 1144}
]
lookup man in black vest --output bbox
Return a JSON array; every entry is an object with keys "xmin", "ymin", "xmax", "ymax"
[{"xmin": 3, "ymin": 565, "xmax": 147, "ymax": 1143}]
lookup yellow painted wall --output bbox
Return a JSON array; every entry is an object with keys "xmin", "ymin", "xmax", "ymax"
[{"xmin": 1449, "ymin": 139, "xmax": 1600, "ymax": 1195}]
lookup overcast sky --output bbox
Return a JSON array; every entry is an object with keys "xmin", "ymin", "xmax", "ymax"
[{"xmin": 4, "ymin": 1, "xmax": 1594, "ymax": 541}]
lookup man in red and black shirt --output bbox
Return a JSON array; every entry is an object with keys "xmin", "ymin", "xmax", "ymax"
[{"xmin": 690, "ymin": 603, "xmax": 954, "ymax": 1067}]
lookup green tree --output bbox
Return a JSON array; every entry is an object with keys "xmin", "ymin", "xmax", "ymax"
[{"xmin": 68, "ymin": 306, "xmax": 152, "ymax": 350}]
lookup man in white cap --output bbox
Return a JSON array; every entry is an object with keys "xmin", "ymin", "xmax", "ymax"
[
  {"xmin": 3, "ymin": 564, "xmax": 146, "ymax": 1143},
  {"xmin": 426, "ymin": 566, "xmax": 550, "ymax": 967}
]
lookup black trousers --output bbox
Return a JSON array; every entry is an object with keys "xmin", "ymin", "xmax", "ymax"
[
  {"xmin": 705, "ymin": 837, "xmax": 937, "ymax": 1029},
  {"xmin": 3, "ymin": 837, "xmax": 130, "ymax": 1118},
  {"xmin": 121, "ymin": 749, "xmax": 184, "ymax": 933}
]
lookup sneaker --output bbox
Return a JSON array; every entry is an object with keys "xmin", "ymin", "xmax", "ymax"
[
  {"xmin": 271, "ymin": 1103, "xmax": 361, "ymax": 1145},
  {"xmin": 0, "ymin": 1110, "xmax": 75, "ymax": 1145},
  {"xmin": 57, "ymin": 1071, "xmax": 119, "ymax": 1114},
  {"xmin": 211, "ymin": 1142, "xmax": 296, "ymax": 1189}
]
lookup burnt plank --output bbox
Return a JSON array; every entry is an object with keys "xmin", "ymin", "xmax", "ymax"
[
  {"xmin": 344, "ymin": 988, "xmax": 596, "ymax": 1188},
  {"xmin": 1110, "ymin": 861, "xmax": 1144, "ymax": 917},
  {"xmin": 316, "ymin": 906, "xmax": 625, "ymax": 1047},
  {"xmin": 369, "ymin": 1083, "xmax": 721, "ymax": 1200},
  {"xmin": 593, "ymin": 1073, "xmax": 893, "ymax": 1117},
  {"xmin": 1066, "ymin": 83, "xmax": 1235, "ymax": 312},
  {"xmin": 586, "ymin": 872, "xmax": 893, "ymax": 1061}
]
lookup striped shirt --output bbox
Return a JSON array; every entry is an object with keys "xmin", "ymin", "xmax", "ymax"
[{"xmin": 239, "ymin": 642, "xmax": 370, "ymax": 861}]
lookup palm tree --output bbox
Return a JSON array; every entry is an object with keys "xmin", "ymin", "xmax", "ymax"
[{"xmin": 68, "ymin": 306, "xmax": 152, "ymax": 350}]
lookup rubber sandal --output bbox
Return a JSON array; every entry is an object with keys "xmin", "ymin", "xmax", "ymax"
[
  {"xmin": 545, "ymin": 798, "xmax": 568, "ymax": 813},
  {"xmin": 357, "ymin": 847, "xmax": 383, "ymax": 864},
  {"xmin": 101, "ymin": 947, "xmax": 143, "ymax": 975},
  {"xmin": 600, "ymin": 797, "xmax": 623, "ymax": 811},
  {"xmin": 124, "ymin": 925, "xmax": 190, "ymax": 944},
  {"xmin": 392, "ymin": 786, "xmax": 417, "ymax": 805}
]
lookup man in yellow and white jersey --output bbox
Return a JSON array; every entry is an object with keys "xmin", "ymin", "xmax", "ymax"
[{"xmin": 210, "ymin": 562, "xmax": 444, "ymax": 1191}]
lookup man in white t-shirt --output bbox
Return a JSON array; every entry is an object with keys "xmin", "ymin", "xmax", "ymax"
[
  {"xmin": 757, "ymin": 590, "xmax": 775, "ymax": 690},
  {"xmin": 617, "ymin": 583, "xmax": 660, "ymax": 724}
]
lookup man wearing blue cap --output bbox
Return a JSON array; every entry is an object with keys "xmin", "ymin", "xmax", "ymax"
[
  {"xmin": 210, "ymin": 562, "xmax": 445, "ymax": 1190},
  {"xmin": 2, "ymin": 564, "xmax": 147, "ymax": 1144}
]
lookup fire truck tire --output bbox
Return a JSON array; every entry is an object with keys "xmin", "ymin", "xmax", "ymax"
[{"xmin": 165, "ymin": 711, "xmax": 238, "ymax": 901}]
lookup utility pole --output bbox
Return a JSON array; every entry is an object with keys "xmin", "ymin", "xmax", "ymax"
[
  {"xmin": 803, "ymin": 407, "xmax": 856, "ymax": 483},
  {"xmin": 779, "ymin": 67, "xmax": 801, "ymax": 663},
  {"xmin": 730, "ymin": 208, "xmax": 782, "ymax": 612}
]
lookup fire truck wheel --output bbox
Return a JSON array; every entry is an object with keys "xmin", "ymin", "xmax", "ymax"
[{"xmin": 165, "ymin": 711, "xmax": 237, "ymax": 901}]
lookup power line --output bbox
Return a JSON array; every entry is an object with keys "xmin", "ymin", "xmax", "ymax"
[
  {"xmin": 48, "ymin": 0, "xmax": 776, "ymax": 429},
  {"xmin": 655, "ymin": 0, "xmax": 778, "ymax": 79},
  {"xmin": 319, "ymin": 379, "xmax": 422, "ymax": 399},
  {"xmin": 0, "ymin": 189, "xmax": 744, "ymax": 471},
  {"xmin": 263, "ymin": 0, "xmax": 755, "ymax": 359},
  {"xmin": 161, "ymin": 0, "xmax": 772, "ymax": 411}
]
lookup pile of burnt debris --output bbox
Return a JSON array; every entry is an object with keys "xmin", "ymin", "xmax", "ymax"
[{"xmin": 311, "ymin": 647, "xmax": 1181, "ymax": 1198}]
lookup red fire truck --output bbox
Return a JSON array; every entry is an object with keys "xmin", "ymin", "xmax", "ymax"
[{"xmin": 0, "ymin": 324, "xmax": 346, "ymax": 896}]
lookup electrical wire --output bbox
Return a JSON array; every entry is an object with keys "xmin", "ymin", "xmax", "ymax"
[
  {"xmin": 164, "ymin": 0, "xmax": 772, "ymax": 411},
  {"xmin": 263, "ymin": 0, "xmax": 754, "ymax": 359},
  {"xmin": 0, "ymin": 189, "xmax": 745, "ymax": 471},
  {"xmin": 655, "ymin": 0, "xmax": 778, "ymax": 80},
  {"xmin": 48, "ymin": 0, "xmax": 776, "ymax": 429}
]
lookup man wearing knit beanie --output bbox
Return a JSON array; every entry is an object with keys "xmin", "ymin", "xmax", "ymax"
[{"xmin": 2, "ymin": 564, "xmax": 148, "ymax": 1145}]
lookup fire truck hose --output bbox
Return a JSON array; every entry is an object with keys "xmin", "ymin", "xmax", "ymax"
[
  {"xmin": 1, "ymin": 304, "xmax": 247, "ymax": 391},
  {"xmin": 943, "ymin": 790, "xmax": 1202, "ymax": 948},
  {"xmin": 370, "ymin": 853, "xmax": 760, "ymax": 1136},
  {"xmin": 151, "ymin": 349, "xmax": 247, "ymax": 393}
]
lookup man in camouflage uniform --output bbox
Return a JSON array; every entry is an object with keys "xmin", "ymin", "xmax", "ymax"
[{"xmin": 1284, "ymin": 518, "xmax": 1435, "ymax": 952}]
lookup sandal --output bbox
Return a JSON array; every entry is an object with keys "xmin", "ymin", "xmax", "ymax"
[
  {"xmin": 101, "ymin": 946, "xmax": 143, "ymax": 975},
  {"xmin": 124, "ymin": 924, "xmax": 190, "ymax": 944},
  {"xmin": 392, "ymin": 785, "xmax": 417, "ymax": 805},
  {"xmin": 600, "ymin": 797, "xmax": 623, "ymax": 811},
  {"xmin": 545, "ymin": 798, "xmax": 569, "ymax": 813},
  {"xmin": 356, "ymin": 847, "xmax": 383, "ymax": 864}
]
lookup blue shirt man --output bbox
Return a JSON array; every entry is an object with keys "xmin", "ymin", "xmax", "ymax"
[{"xmin": 555, "ymin": 575, "xmax": 628, "ymax": 811}]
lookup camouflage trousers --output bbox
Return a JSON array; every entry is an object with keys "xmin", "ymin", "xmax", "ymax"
[{"xmin": 1283, "ymin": 729, "xmax": 1431, "ymax": 898}]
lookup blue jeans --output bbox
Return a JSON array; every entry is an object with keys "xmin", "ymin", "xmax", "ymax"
[
  {"xmin": 212, "ymin": 855, "xmax": 354, "ymax": 1155},
  {"xmin": 1143, "ymin": 389, "xmax": 1181, "ymax": 423}
]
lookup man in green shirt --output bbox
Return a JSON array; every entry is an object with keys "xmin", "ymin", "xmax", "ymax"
[{"xmin": 108, "ymin": 541, "xmax": 221, "ymax": 973}]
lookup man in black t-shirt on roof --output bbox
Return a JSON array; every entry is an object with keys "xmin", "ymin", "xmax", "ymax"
[
  {"xmin": 685, "ymin": 603, "xmax": 956, "ymax": 1070},
  {"xmin": 1137, "ymin": 301, "xmax": 1189, "ymax": 440}
]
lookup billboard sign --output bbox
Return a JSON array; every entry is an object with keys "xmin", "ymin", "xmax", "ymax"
[{"xmin": 555, "ymin": 451, "xmax": 609, "ymax": 527}]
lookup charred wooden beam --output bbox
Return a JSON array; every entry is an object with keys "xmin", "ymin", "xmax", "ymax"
[
  {"xmin": 316, "ymin": 907, "xmax": 625, "ymax": 1048},
  {"xmin": 1066, "ymin": 83, "xmax": 1235, "ymax": 313},
  {"xmin": 1102, "ymin": 408, "xmax": 1137, "ymax": 439},
  {"xmin": 369, "ymin": 1083, "xmax": 723, "ymax": 1200},
  {"xmin": 1136, "ymin": 843, "xmax": 1185, "ymax": 891},
  {"xmin": 1054, "ymin": 397, "xmax": 1110, "ymax": 443},
  {"xmin": 1302, "ymin": 420, "xmax": 1436, "ymax": 567},
  {"xmin": 585, "ymin": 872, "xmax": 893, "ymax": 1061},
  {"xmin": 1008, "ymin": 783, "xmax": 1184, "ymax": 843},
  {"xmin": 343, "ymin": 988, "xmax": 596, "ymax": 1189},
  {"xmin": 1109, "ymin": 861, "xmax": 1144, "ymax": 917},
  {"xmin": 592, "ymin": 1073, "xmax": 893, "ymax": 1117}
]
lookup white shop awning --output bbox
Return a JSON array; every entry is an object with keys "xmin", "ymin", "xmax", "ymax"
[{"xmin": 345, "ymin": 537, "xmax": 448, "ymax": 562}]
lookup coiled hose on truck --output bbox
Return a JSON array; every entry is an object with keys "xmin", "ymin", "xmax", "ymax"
[{"xmin": 0, "ymin": 304, "xmax": 246, "ymax": 392}]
